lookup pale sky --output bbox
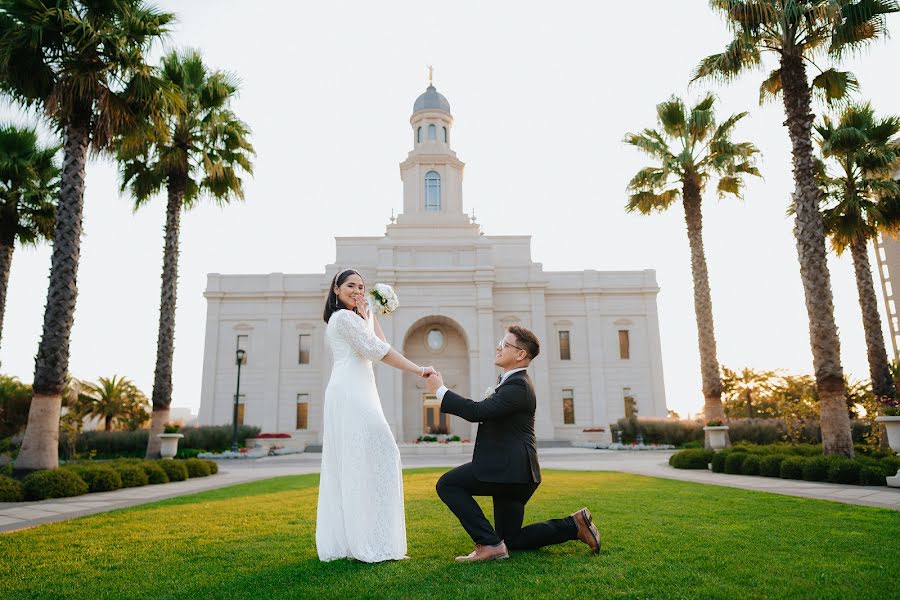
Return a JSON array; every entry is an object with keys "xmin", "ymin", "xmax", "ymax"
[{"xmin": 2, "ymin": 1, "xmax": 899, "ymax": 421}]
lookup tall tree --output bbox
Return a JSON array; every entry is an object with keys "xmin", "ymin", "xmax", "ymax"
[
  {"xmin": 625, "ymin": 95, "xmax": 761, "ymax": 448},
  {"xmin": 116, "ymin": 49, "xmax": 254, "ymax": 457},
  {"xmin": 816, "ymin": 103, "xmax": 900, "ymax": 402},
  {"xmin": 693, "ymin": 0, "xmax": 898, "ymax": 457},
  {"xmin": 0, "ymin": 124, "xmax": 59, "ymax": 347},
  {"xmin": 0, "ymin": 0, "xmax": 174, "ymax": 472},
  {"xmin": 78, "ymin": 375, "xmax": 149, "ymax": 432}
]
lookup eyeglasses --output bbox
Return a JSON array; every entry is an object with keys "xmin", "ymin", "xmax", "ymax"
[{"xmin": 497, "ymin": 339, "xmax": 525, "ymax": 352}]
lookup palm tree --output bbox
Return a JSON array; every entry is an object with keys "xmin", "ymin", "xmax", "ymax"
[
  {"xmin": 693, "ymin": 0, "xmax": 899, "ymax": 457},
  {"xmin": 79, "ymin": 375, "xmax": 149, "ymax": 432},
  {"xmin": 816, "ymin": 103, "xmax": 900, "ymax": 401},
  {"xmin": 721, "ymin": 366, "xmax": 779, "ymax": 418},
  {"xmin": 625, "ymin": 95, "xmax": 761, "ymax": 448},
  {"xmin": 0, "ymin": 124, "xmax": 59, "ymax": 347},
  {"xmin": 116, "ymin": 49, "xmax": 254, "ymax": 458},
  {"xmin": 0, "ymin": 0, "xmax": 175, "ymax": 472}
]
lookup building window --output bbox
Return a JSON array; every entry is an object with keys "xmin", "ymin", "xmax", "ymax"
[
  {"xmin": 559, "ymin": 330, "xmax": 571, "ymax": 360},
  {"xmin": 618, "ymin": 330, "xmax": 630, "ymax": 359},
  {"xmin": 624, "ymin": 387, "xmax": 636, "ymax": 419},
  {"xmin": 562, "ymin": 389, "xmax": 575, "ymax": 424},
  {"xmin": 236, "ymin": 394, "xmax": 246, "ymax": 426},
  {"xmin": 426, "ymin": 328, "xmax": 445, "ymax": 352},
  {"xmin": 298, "ymin": 334, "xmax": 311, "ymax": 365},
  {"xmin": 428, "ymin": 123, "xmax": 436, "ymax": 141},
  {"xmin": 425, "ymin": 170, "xmax": 441, "ymax": 211},
  {"xmin": 236, "ymin": 334, "xmax": 249, "ymax": 365},
  {"xmin": 442, "ymin": 126, "xmax": 448, "ymax": 143},
  {"xmin": 296, "ymin": 393, "xmax": 309, "ymax": 430},
  {"xmin": 423, "ymin": 393, "xmax": 449, "ymax": 434},
  {"xmin": 417, "ymin": 126, "xmax": 421, "ymax": 143}
]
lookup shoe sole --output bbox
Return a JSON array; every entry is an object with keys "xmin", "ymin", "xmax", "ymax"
[
  {"xmin": 579, "ymin": 508, "xmax": 601, "ymax": 555},
  {"xmin": 455, "ymin": 553, "xmax": 509, "ymax": 562}
]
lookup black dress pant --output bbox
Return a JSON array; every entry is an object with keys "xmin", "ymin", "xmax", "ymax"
[{"xmin": 436, "ymin": 462, "xmax": 578, "ymax": 549}]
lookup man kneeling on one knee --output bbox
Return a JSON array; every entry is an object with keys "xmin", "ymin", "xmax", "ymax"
[{"xmin": 425, "ymin": 325, "xmax": 601, "ymax": 562}]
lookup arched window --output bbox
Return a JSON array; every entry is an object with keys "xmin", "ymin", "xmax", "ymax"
[
  {"xmin": 428, "ymin": 124, "xmax": 436, "ymax": 141},
  {"xmin": 417, "ymin": 127, "xmax": 421, "ymax": 144},
  {"xmin": 425, "ymin": 171, "xmax": 441, "ymax": 211},
  {"xmin": 442, "ymin": 126, "xmax": 448, "ymax": 143}
]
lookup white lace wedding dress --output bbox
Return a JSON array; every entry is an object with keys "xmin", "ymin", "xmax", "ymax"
[{"xmin": 315, "ymin": 308, "xmax": 407, "ymax": 562}]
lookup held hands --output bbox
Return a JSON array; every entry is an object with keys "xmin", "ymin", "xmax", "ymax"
[
  {"xmin": 419, "ymin": 366, "xmax": 437, "ymax": 378},
  {"xmin": 425, "ymin": 370, "xmax": 444, "ymax": 394}
]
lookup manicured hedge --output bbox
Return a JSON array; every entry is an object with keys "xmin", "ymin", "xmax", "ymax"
[
  {"xmin": 612, "ymin": 418, "xmax": 872, "ymax": 447},
  {"xmin": 139, "ymin": 461, "xmax": 169, "ymax": 484},
  {"xmin": 64, "ymin": 465, "xmax": 123, "ymax": 493},
  {"xmin": 671, "ymin": 444, "xmax": 898, "ymax": 487},
  {"xmin": 183, "ymin": 458, "xmax": 211, "ymax": 478},
  {"xmin": 159, "ymin": 460, "xmax": 188, "ymax": 482},
  {"xmin": 113, "ymin": 464, "xmax": 149, "ymax": 488},
  {"xmin": 668, "ymin": 449, "xmax": 714, "ymax": 469},
  {"xmin": 0, "ymin": 475, "xmax": 24, "ymax": 501},
  {"xmin": 23, "ymin": 470, "xmax": 88, "ymax": 500},
  {"xmin": 66, "ymin": 425, "xmax": 261, "ymax": 459}
]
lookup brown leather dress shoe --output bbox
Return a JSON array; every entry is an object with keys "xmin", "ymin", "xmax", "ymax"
[
  {"xmin": 571, "ymin": 507, "xmax": 601, "ymax": 554},
  {"xmin": 454, "ymin": 541, "xmax": 510, "ymax": 562}
]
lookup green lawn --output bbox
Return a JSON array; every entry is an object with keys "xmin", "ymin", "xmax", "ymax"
[{"xmin": 1, "ymin": 469, "xmax": 898, "ymax": 599}]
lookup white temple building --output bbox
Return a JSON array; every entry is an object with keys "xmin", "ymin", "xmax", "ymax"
[{"xmin": 197, "ymin": 83, "xmax": 668, "ymax": 444}]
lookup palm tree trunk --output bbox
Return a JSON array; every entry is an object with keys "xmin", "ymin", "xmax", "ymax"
[
  {"xmin": 779, "ymin": 53, "xmax": 853, "ymax": 457},
  {"xmin": 15, "ymin": 120, "xmax": 90, "ymax": 473},
  {"xmin": 682, "ymin": 177, "xmax": 729, "ymax": 448},
  {"xmin": 105, "ymin": 414, "xmax": 112, "ymax": 432},
  {"xmin": 0, "ymin": 240, "xmax": 14, "ymax": 350},
  {"xmin": 849, "ymin": 237, "xmax": 895, "ymax": 399},
  {"xmin": 145, "ymin": 179, "xmax": 184, "ymax": 458}
]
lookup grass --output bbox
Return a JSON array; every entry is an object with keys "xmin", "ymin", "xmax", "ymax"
[{"xmin": 1, "ymin": 469, "xmax": 898, "ymax": 599}]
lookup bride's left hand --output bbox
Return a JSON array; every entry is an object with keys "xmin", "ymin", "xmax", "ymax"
[{"xmin": 355, "ymin": 294, "xmax": 370, "ymax": 319}]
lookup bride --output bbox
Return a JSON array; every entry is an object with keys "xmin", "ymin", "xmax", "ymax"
[{"xmin": 316, "ymin": 268, "xmax": 433, "ymax": 562}]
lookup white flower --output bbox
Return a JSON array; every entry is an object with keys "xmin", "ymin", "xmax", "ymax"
[
  {"xmin": 483, "ymin": 386, "xmax": 496, "ymax": 400},
  {"xmin": 369, "ymin": 283, "xmax": 399, "ymax": 315}
]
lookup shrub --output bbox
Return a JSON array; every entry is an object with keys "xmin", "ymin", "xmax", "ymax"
[
  {"xmin": 780, "ymin": 457, "xmax": 807, "ymax": 479},
  {"xmin": 711, "ymin": 451, "xmax": 729, "ymax": 473},
  {"xmin": 140, "ymin": 461, "xmax": 169, "ymax": 484},
  {"xmin": 740, "ymin": 455, "xmax": 761, "ymax": 476},
  {"xmin": 680, "ymin": 441, "xmax": 703, "ymax": 449},
  {"xmin": 183, "ymin": 458, "xmax": 211, "ymax": 478},
  {"xmin": 65, "ymin": 466, "xmax": 122, "ymax": 493},
  {"xmin": 613, "ymin": 418, "xmax": 703, "ymax": 446},
  {"xmin": 158, "ymin": 460, "xmax": 188, "ymax": 482},
  {"xmin": 880, "ymin": 456, "xmax": 900, "ymax": 477},
  {"xmin": 759, "ymin": 455, "xmax": 788, "ymax": 477},
  {"xmin": 0, "ymin": 475, "xmax": 24, "ymax": 501},
  {"xmin": 859, "ymin": 465, "xmax": 887, "ymax": 486},
  {"xmin": 827, "ymin": 459, "xmax": 861, "ymax": 485},
  {"xmin": 801, "ymin": 457, "xmax": 830, "ymax": 482},
  {"xmin": 23, "ymin": 469, "xmax": 88, "ymax": 500},
  {"xmin": 724, "ymin": 452, "xmax": 747, "ymax": 474},
  {"xmin": 669, "ymin": 449, "xmax": 714, "ymax": 469},
  {"xmin": 203, "ymin": 459, "xmax": 218, "ymax": 474},
  {"xmin": 175, "ymin": 448, "xmax": 202, "ymax": 459},
  {"xmin": 68, "ymin": 425, "xmax": 262, "ymax": 458},
  {"xmin": 112, "ymin": 464, "xmax": 149, "ymax": 488}
]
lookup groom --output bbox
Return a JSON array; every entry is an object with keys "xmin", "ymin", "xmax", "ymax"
[{"xmin": 425, "ymin": 325, "xmax": 601, "ymax": 562}]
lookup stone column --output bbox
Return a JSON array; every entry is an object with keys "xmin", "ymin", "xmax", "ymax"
[
  {"xmin": 585, "ymin": 293, "xmax": 610, "ymax": 428},
  {"xmin": 529, "ymin": 286, "xmax": 555, "ymax": 440},
  {"xmin": 643, "ymin": 270, "xmax": 668, "ymax": 416},
  {"xmin": 261, "ymin": 274, "xmax": 285, "ymax": 433},
  {"xmin": 198, "ymin": 275, "xmax": 222, "ymax": 425}
]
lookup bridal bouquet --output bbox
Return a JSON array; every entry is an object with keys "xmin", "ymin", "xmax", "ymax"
[{"xmin": 370, "ymin": 283, "xmax": 399, "ymax": 315}]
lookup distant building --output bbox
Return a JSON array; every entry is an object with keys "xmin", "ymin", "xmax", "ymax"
[{"xmin": 197, "ymin": 84, "xmax": 668, "ymax": 444}]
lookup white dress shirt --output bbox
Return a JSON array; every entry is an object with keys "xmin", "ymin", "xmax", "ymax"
[{"xmin": 436, "ymin": 367, "xmax": 528, "ymax": 401}]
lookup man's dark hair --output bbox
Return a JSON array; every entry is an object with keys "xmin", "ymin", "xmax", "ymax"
[{"xmin": 508, "ymin": 325, "xmax": 540, "ymax": 360}]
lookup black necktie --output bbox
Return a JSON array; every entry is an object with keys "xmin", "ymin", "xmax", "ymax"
[{"xmin": 497, "ymin": 374, "xmax": 503, "ymax": 384}]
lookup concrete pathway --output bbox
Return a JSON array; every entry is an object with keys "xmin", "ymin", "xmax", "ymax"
[{"xmin": 2, "ymin": 448, "xmax": 898, "ymax": 534}]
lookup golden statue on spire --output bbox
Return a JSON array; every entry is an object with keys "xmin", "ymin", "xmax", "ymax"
[{"xmin": 427, "ymin": 65, "xmax": 434, "ymax": 86}]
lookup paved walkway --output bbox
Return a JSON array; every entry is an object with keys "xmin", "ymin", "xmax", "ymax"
[{"xmin": 2, "ymin": 448, "xmax": 898, "ymax": 534}]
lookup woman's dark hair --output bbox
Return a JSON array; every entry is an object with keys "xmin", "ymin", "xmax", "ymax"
[{"xmin": 324, "ymin": 268, "xmax": 362, "ymax": 323}]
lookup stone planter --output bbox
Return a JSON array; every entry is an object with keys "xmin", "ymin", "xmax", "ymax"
[
  {"xmin": 875, "ymin": 416, "xmax": 900, "ymax": 487},
  {"xmin": 157, "ymin": 433, "xmax": 184, "ymax": 459},
  {"xmin": 703, "ymin": 425, "xmax": 730, "ymax": 450}
]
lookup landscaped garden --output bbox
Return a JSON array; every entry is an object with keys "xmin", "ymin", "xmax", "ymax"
[{"xmin": 1, "ymin": 469, "xmax": 897, "ymax": 599}]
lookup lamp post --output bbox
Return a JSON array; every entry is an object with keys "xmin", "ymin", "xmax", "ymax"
[{"xmin": 232, "ymin": 348, "xmax": 246, "ymax": 453}]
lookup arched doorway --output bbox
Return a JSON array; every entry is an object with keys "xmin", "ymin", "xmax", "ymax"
[{"xmin": 401, "ymin": 316, "xmax": 469, "ymax": 442}]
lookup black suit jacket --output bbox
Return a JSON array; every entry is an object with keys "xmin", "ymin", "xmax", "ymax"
[{"xmin": 440, "ymin": 370, "xmax": 542, "ymax": 484}]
